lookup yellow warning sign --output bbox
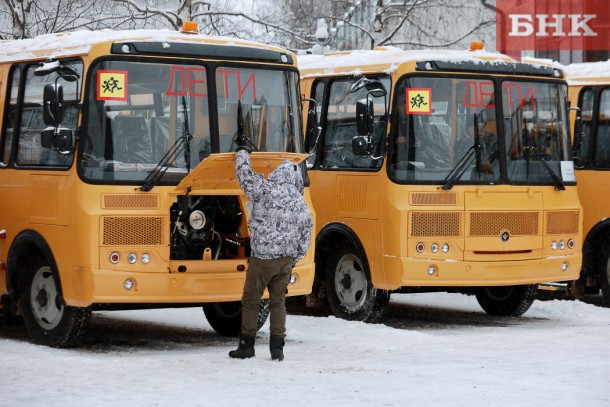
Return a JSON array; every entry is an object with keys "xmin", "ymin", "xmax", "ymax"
[
  {"xmin": 97, "ymin": 70, "xmax": 128, "ymax": 101},
  {"xmin": 406, "ymin": 88, "xmax": 432, "ymax": 114}
]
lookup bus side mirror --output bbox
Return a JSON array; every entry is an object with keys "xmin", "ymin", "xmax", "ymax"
[
  {"xmin": 356, "ymin": 98, "xmax": 374, "ymax": 135},
  {"xmin": 306, "ymin": 109, "xmax": 321, "ymax": 151},
  {"xmin": 352, "ymin": 136, "xmax": 371, "ymax": 156},
  {"xmin": 43, "ymin": 83, "xmax": 64, "ymax": 126},
  {"xmin": 572, "ymin": 115, "xmax": 586, "ymax": 168},
  {"xmin": 41, "ymin": 127, "xmax": 73, "ymax": 153}
]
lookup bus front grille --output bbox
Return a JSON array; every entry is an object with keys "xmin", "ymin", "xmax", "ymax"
[
  {"xmin": 469, "ymin": 211, "xmax": 539, "ymax": 236},
  {"xmin": 546, "ymin": 210, "xmax": 579, "ymax": 235},
  {"xmin": 410, "ymin": 192, "xmax": 457, "ymax": 206},
  {"xmin": 102, "ymin": 194, "xmax": 160, "ymax": 210},
  {"xmin": 102, "ymin": 216, "xmax": 165, "ymax": 246},
  {"xmin": 410, "ymin": 212, "xmax": 462, "ymax": 237}
]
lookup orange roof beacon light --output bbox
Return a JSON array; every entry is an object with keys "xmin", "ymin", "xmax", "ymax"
[
  {"xmin": 469, "ymin": 40, "xmax": 485, "ymax": 51},
  {"xmin": 181, "ymin": 21, "xmax": 198, "ymax": 34}
]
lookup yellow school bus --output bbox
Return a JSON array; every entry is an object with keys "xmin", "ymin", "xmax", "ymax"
[
  {"xmin": 566, "ymin": 60, "xmax": 610, "ymax": 304},
  {"xmin": 0, "ymin": 25, "xmax": 315, "ymax": 347},
  {"xmin": 298, "ymin": 45, "xmax": 581, "ymax": 322}
]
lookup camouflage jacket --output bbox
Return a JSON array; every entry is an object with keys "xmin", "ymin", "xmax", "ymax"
[{"xmin": 235, "ymin": 149, "xmax": 313, "ymax": 264}]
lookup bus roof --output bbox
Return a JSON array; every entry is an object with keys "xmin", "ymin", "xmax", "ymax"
[
  {"xmin": 565, "ymin": 60, "xmax": 610, "ymax": 85},
  {"xmin": 297, "ymin": 47, "xmax": 563, "ymax": 79},
  {"xmin": 0, "ymin": 29, "xmax": 295, "ymax": 65}
]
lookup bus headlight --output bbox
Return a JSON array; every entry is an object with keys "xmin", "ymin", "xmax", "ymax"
[
  {"xmin": 431, "ymin": 243, "xmax": 439, "ymax": 253},
  {"xmin": 124, "ymin": 278, "xmax": 135, "ymax": 290},
  {"xmin": 442, "ymin": 243, "xmax": 449, "ymax": 253},
  {"xmin": 559, "ymin": 240, "xmax": 565, "ymax": 250},
  {"xmin": 141, "ymin": 253, "xmax": 151, "ymax": 264},
  {"xmin": 561, "ymin": 261, "xmax": 568, "ymax": 271},
  {"xmin": 550, "ymin": 241, "xmax": 558, "ymax": 250},
  {"xmin": 127, "ymin": 253, "xmax": 137, "ymax": 264}
]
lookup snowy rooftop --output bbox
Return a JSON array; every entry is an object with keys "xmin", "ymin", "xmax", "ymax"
[
  {"xmin": 0, "ymin": 29, "xmax": 289, "ymax": 63},
  {"xmin": 565, "ymin": 60, "xmax": 610, "ymax": 85}
]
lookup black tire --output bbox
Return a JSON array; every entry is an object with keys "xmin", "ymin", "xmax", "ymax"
[
  {"xmin": 203, "ymin": 299, "xmax": 269, "ymax": 336},
  {"xmin": 19, "ymin": 255, "xmax": 91, "ymax": 347},
  {"xmin": 475, "ymin": 285, "xmax": 538, "ymax": 317},
  {"xmin": 325, "ymin": 244, "xmax": 389, "ymax": 322},
  {"xmin": 598, "ymin": 243, "xmax": 610, "ymax": 305},
  {"xmin": 2, "ymin": 296, "xmax": 23, "ymax": 325}
]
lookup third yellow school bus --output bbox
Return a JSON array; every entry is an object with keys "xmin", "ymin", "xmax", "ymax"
[
  {"xmin": 299, "ymin": 45, "xmax": 581, "ymax": 321},
  {"xmin": 0, "ymin": 25, "xmax": 314, "ymax": 346},
  {"xmin": 566, "ymin": 60, "xmax": 610, "ymax": 304}
]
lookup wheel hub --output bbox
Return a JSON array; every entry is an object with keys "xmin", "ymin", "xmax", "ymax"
[
  {"xmin": 35, "ymin": 288, "xmax": 49, "ymax": 308},
  {"xmin": 340, "ymin": 273, "xmax": 352, "ymax": 290}
]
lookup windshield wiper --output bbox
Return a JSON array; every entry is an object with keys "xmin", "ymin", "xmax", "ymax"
[
  {"xmin": 140, "ymin": 97, "xmax": 193, "ymax": 192},
  {"xmin": 139, "ymin": 135, "xmax": 188, "ymax": 192},
  {"xmin": 522, "ymin": 113, "xmax": 564, "ymax": 190},
  {"xmin": 442, "ymin": 144, "xmax": 477, "ymax": 190},
  {"xmin": 443, "ymin": 115, "xmax": 481, "ymax": 190},
  {"xmin": 233, "ymin": 100, "xmax": 258, "ymax": 151},
  {"xmin": 181, "ymin": 96, "xmax": 193, "ymax": 173},
  {"xmin": 539, "ymin": 158, "xmax": 565, "ymax": 191}
]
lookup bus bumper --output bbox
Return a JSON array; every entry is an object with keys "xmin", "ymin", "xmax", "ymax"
[
  {"xmin": 64, "ymin": 263, "xmax": 315, "ymax": 307},
  {"xmin": 379, "ymin": 253, "xmax": 582, "ymax": 290}
]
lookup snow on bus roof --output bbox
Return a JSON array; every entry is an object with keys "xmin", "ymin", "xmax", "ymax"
[
  {"xmin": 565, "ymin": 60, "xmax": 610, "ymax": 85},
  {"xmin": 297, "ymin": 47, "xmax": 562, "ymax": 77},
  {"xmin": 0, "ymin": 29, "xmax": 286, "ymax": 63},
  {"xmin": 297, "ymin": 47, "xmax": 520, "ymax": 77}
]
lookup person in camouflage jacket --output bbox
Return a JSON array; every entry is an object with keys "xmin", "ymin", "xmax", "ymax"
[{"xmin": 229, "ymin": 148, "xmax": 313, "ymax": 361}]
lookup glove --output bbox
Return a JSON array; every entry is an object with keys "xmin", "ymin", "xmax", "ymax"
[
  {"xmin": 234, "ymin": 134, "xmax": 252, "ymax": 153},
  {"xmin": 235, "ymin": 133, "xmax": 247, "ymax": 146}
]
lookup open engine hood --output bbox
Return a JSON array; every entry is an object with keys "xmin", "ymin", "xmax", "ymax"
[{"xmin": 174, "ymin": 152, "xmax": 309, "ymax": 194}]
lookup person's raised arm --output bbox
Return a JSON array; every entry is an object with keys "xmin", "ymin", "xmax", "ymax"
[{"xmin": 235, "ymin": 149, "xmax": 267, "ymax": 201}]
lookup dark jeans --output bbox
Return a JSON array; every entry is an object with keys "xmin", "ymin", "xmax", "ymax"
[{"xmin": 241, "ymin": 256, "xmax": 293, "ymax": 337}]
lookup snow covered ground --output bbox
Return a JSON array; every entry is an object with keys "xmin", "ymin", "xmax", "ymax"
[{"xmin": 1, "ymin": 292, "xmax": 608, "ymax": 406}]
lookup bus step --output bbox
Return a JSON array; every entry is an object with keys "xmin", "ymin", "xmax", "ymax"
[{"xmin": 537, "ymin": 282, "xmax": 568, "ymax": 292}]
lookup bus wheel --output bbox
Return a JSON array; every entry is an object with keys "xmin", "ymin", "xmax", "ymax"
[
  {"xmin": 475, "ymin": 285, "xmax": 537, "ymax": 317},
  {"xmin": 19, "ymin": 256, "xmax": 91, "ymax": 347},
  {"xmin": 203, "ymin": 299, "xmax": 269, "ymax": 336},
  {"xmin": 325, "ymin": 245, "xmax": 389, "ymax": 322}
]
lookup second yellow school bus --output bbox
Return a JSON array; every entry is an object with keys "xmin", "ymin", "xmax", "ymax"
[
  {"xmin": 566, "ymin": 60, "xmax": 610, "ymax": 304},
  {"xmin": 299, "ymin": 45, "xmax": 581, "ymax": 321},
  {"xmin": 0, "ymin": 25, "xmax": 315, "ymax": 346}
]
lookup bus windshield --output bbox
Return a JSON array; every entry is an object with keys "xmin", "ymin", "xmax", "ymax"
[
  {"xmin": 389, "ymin": 76, "xmax": 572, "ymax": 186},
  {"xmin": 81, "ymin": 60, "xmax": 302, "ymax": 184}
]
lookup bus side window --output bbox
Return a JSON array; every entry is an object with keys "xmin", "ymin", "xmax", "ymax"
[
  {"xmin": 578, "ymin": 88, "xmax": 594, "ymax": 166},
  {"xmin": 593, "ymin": 122, "xmax": 610, "ymax": 167},
  {"xmin": 321, "ymin": 79, "xmax": 377, "ymax": 169},
  {"xmin": 593, "ymin": 89, "xmax": 610, "ymax": 167},
  {"xmin": 1, "ymin": 66, "xmax": 20, "ymax": 165},
  {"xmin": 15, "ymin": 60, "xmax": 82, "ymax": 167}
]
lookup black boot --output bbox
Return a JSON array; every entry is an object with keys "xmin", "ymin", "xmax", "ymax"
[
  {"xmin": 229, "ymin": 335, "xmax": 255, "ymax": 359},
  {"xmin": 270, "ymin": 335, "xmax": 285, "ymax": 361}
]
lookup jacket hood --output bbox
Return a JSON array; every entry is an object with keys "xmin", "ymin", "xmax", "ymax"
[{"xmin": 268, "ymin": 160, "xmax": 304, "ymax": 194}]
